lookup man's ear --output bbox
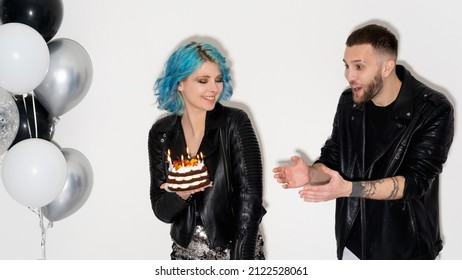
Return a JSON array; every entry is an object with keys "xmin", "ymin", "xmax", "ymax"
[{"xmin": 383, "ymin": 59, "xmax": 395, "ymax": 77}]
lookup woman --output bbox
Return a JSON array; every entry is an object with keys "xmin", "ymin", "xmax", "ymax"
[{"xmin": 148, "ymin": 41, "xmax": 265, "ymax": 260}]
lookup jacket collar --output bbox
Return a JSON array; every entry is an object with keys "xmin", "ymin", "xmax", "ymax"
[
  {"xmin": 205, "ymin": 102, "xmax": 226, "ymax": 131},
  {"xmin": 392, "ymin": 65, "xmax": 414, "ymax": 122},
  {"xmin": 352, "ymin": 64, "xmax": 414, "ymax": 123}
]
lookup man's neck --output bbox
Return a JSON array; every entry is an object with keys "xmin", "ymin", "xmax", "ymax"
[{"xmin": 372, "ymin": 72, "xmax": 402, "ymax": 107}]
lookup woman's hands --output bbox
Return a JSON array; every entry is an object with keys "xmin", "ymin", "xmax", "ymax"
[{"xmin": 160, "ymin": 182, "xmax": 213, "ymax": 200}]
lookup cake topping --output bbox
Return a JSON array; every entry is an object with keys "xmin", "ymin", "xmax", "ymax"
[{"xmin": 166, "ymin": 149, "xmax": 205, "ymax": 172}]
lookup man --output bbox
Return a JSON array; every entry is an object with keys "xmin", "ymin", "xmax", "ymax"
[{"xmin": 273, "ymin": 23, "xmax": 454, "ymax": 260}]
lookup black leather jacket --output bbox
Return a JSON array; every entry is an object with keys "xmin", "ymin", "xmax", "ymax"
[
  {"xmin": 148, "ymin": 103, "xmax": 265, "ymax": 259},
  {"xmin": 318, "ymin": 65, "xmax": 454, "ymax": 259}
]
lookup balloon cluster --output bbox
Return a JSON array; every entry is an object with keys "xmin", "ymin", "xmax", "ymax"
[{"xmin": 0, "ymin": 0, "xmax": 94, "ymax": 227}]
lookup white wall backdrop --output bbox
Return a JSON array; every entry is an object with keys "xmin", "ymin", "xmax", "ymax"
[{"xmin": 0, "ymin": 0, "xmax": 460, "ymax": 260}]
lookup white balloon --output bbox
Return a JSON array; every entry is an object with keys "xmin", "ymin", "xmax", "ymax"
[
  {"xmin": 1, "ymin": 138, "xmax": 67, "ymax": 208},
  {"xmin": 0, "ymin": 23, "xmax": 50, "ymax": 94}
]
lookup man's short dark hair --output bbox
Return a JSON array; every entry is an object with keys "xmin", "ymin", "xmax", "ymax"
[{"xmin": 346, "ymin": 24, "xmax": 398, "ymax": 59}]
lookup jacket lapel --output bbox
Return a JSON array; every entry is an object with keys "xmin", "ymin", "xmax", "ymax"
[
  {"xmin": 199, "ymin": 103, "xmax": 226, "ymax": 159},
  {"xmin": 363, "ymin": 65, "xmax": 413, "ymax": 174}
]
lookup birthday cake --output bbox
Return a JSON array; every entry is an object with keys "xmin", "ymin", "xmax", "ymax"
[{"xmin": 166, "ymin": 152, "xmax": 211, "ymax": 192}]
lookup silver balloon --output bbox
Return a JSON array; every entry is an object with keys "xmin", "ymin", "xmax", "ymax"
[
  {"xmin": 0, "ymin": 88, "xmax": 20, "ymax": 155},
  {"xmin": 34, "ymin": 38, "xmax": 93, "ymax": 117},
  {"xmin": 42, "ymin": 148, "xmax": 94, "ymax": 221}
]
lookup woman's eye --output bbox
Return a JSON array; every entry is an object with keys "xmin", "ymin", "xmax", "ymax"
[
  {"xmin": 216, "ymin": 78, "xmax": 223, "ymax": 83},
  {"xmin": 198, "ymin": 79, "xmax": 208, "ymax": 84}
]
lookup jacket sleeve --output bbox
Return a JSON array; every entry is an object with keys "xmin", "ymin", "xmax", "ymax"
[
  {"xmin": 399, "ymin": 95, "xmax": 455, "ymax": 200},
  {"xmin": 317, "ymin": 97, "xmax": 342, "ymax": 171},
  {"xmin": 148, "ymin": 126, "xmax": 191, "ymax": 223},
  {"xmin": 228, "ymin": 110, "xmax": 265, "ymax": 260}
]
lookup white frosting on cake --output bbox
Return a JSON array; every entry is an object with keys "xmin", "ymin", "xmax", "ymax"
[
  {"xmin": 167, "ymin": 177, "xmax": 209, "ymax": 190},
  {"xmin": 167, "ymin": 161, "xmax": 209, "ymax": 190}
]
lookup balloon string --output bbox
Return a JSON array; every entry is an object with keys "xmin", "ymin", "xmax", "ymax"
[
  {"xmin": 38, "ymin": 208, "xmax": 54, "ymax": 260},
  {"xmin": 30, "ymin": 208, "xmax": 53, "ymax": 260},
  {"xmin": 22, "ymin": 94, "xmax": 33, "ymax": 138},
  {"xmin": 31, "ymin": 93, "xmax": 38, "ymax": 138},
  {"xmin": 39, "ymin": 209, "xmax": 46, "ymax": 260}
]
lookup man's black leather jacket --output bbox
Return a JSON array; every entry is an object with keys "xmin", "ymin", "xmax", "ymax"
[
  {"xmin": 318, "ymin": 65, "xmax": 454, "ymax": 259},
  {"xmin": 148, "ymin": 103, "xmax": 265, "ymax": 259}
]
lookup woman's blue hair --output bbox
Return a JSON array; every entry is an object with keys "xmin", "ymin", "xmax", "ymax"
[{"xmin": 154, "ymin": 41, "xmax": 233, "ymax": 115}]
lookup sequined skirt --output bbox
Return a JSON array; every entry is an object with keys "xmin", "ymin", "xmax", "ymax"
[{"xmin": 171, "ymin": 225, "xmax": 265, "ymax": 260}]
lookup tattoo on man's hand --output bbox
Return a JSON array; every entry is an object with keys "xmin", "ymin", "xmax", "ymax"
[
  {"xmin": 387, "ymin": 177, "xmax": 399, "ymax": 199},
  {"xmin": 350, "ymin": 180, "xmax": 382, "ymax": 198},
  {"xmin": 351, "ymin": 178, "xmax": 399, "ymax": 199}
]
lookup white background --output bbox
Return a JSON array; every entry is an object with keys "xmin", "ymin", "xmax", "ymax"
[{"xmin": 0, "ymin": 0, "xmax": 460, "ymax": 260}]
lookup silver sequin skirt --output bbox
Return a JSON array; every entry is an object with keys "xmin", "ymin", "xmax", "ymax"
[{"xmin": 171, "ymin": 225, "xmax": 265, "ymax": 260}]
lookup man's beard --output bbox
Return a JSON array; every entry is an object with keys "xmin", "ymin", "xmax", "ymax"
[{"xmin": 353, "ymin": 71, "xmax": 383, "ymax": 104}]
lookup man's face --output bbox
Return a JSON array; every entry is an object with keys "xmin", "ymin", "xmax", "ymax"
[{"xmin": 343, "ymin": 44, "xmax": 384, "ymax": 104}]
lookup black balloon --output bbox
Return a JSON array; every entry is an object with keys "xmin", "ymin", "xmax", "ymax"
[
  {"xmin": 10, "ymin": 94, "xmax": 56, "ymax": 148},
  {"xmin": 0, "ymin": 0, "xmax": 64, "ymax": 42}
]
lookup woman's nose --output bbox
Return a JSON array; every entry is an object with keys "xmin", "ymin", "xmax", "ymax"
[{"xmin": 210, "ymin": 81, "xmax": 219, "ymax": 92}]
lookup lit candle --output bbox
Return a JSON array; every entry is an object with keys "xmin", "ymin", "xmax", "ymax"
[
  {"xmin": 181, "ymin": 155, "xmax": 185, "ymax": 167},
  {"xmin": 186, "ymin": 147, "xmax": 191, "ymax": 159},
  {"xmin": 200, "ymin": 152, "xmax": 204, "ymax": 164},
  {"xmin": 167, "ymin": 149, "xmax": 172, "ymax": 166}
]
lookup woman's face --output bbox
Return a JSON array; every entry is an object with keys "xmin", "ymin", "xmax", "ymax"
[{"xmin": 178, "ymin": 61, "xmax": 223, "ymax": 113}]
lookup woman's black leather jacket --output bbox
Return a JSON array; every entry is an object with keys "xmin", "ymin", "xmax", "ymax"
[
  {"xmin": 318, "ymin": 65, "xmax": 454, "ymax": 259},
  {"xmin": 148, "ymin": 103, "xmax": 265, "ymax": 259}
]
